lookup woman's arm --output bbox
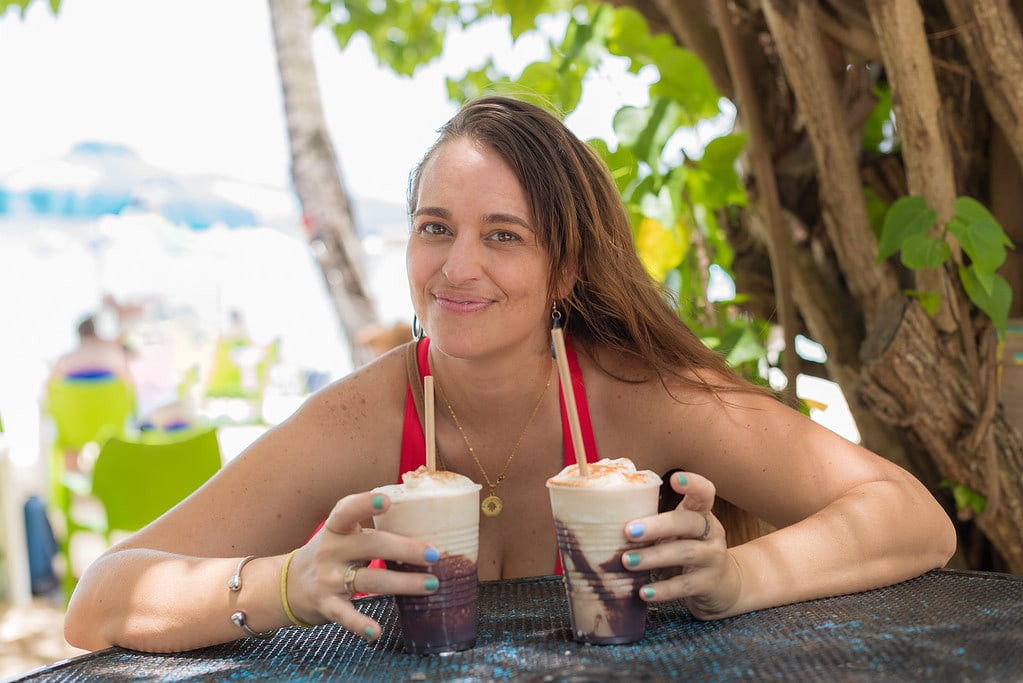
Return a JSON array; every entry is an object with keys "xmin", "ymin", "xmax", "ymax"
[
  {"xmin": 614, "ymin": 380, "xmax": 956, "ymax": 619},
  {"xmin": 63, "ymin": 353, "xmax": 433, "ymax": 651}
]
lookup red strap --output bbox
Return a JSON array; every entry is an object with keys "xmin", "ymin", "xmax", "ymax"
[
  {"xmin": 398, "ymin": 335, "xmax": 597, "ymax": 577},
  {"xmin": 399, "ymin": 338, "xmax": 431, "ymax": 477},
  {"xmin": 559, "ymin": 335, "xmax": 599, "ymax": 466}
]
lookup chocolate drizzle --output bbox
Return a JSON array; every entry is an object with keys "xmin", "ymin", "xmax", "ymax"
[{"xmin": 554, "ymin": 520, "xmax": 649, "ymax": 644}]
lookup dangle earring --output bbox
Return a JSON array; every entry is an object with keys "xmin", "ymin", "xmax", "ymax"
[
  {"xmin": 412, "ymin": 315, "xmax": 425, "ymax": 341},
  {"xmin": 551, "ymin": 301, "xmax": 562, "ymax": 358}
]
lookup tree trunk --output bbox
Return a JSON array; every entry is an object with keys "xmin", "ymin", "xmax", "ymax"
[
  {"xmin": 267, "ymin": 0, "xmax": 378, "ymax": 366},
  {"xmin": 616, "ymin": 0, "xmax": 1023, "ymax": 572}
]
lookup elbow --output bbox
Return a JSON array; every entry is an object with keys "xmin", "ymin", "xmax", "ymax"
[
  {"xmin": 63, "ymin": 577, "xmax": 115, "ymax": 651},
  {"xmin": 933, "ymin": 510, "xmax": 958, "ymax": 569}
]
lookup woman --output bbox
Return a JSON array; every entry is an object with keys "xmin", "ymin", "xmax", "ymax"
[{"xmin": 64, "ymin": 95, "xmax": 956, "ymax": 652}]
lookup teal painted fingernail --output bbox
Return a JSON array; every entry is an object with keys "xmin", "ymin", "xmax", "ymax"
[
  {"xmin": 424, "ymin": 576, "xmax": 439, "ymax": 591},
  {"xmin": 676, "ymin": 473, "xmax": 688, "ymax": 487},
  {"xmin": 625, "ymin": 552, "xmax": 641, "ymax": 568},
  {"xmin": 424, "ymin": 547, "xmax": 440, "ymax": 563},
  {"xmin": 371, "ymin": 494, "xmax": 385, "ymax": 510},
  {"xmin": 364, "ymin": 626, "xmax": 376, "ymax": 640},
  {"xmin": 627, "ymin": 523, "xmax": 645, "ymax": 539},
  {"xmin": 642, "ymin": 587, "xmax": 655, "ymax": 599}
]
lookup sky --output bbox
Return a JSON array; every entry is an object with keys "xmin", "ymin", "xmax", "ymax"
[
  {"xmin": 0, "ymin": 0, "xmax": 859, "ymax": 490},
  {"xmin": 0, "ymin": 0, "xmax": 652, "ymax": 204}
]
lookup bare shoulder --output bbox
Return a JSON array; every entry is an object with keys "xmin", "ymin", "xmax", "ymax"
[
  {"xmin": 292, "ymin": 344, "xmax": 410, "ymax": 437},
  {"xmin": 225, "ymin": 344, "xmax": 412, "ymax": 507}
]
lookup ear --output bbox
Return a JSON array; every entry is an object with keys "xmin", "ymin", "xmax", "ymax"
[{"xmin": 551, "ymin": 267, "xmax": 577, "ymax": 301}]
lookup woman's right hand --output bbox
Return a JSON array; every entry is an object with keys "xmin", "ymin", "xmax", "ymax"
[{"xmin": 284, "ymin": 491, "xmax": 440, "ymax": 641}]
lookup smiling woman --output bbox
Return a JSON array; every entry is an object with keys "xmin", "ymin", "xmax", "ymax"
[{"xmin": 58, "ymin": 95, "xmax": 954, "ymax": 657}]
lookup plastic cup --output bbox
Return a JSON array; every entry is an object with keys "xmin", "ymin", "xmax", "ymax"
[
  {"xmin": 372, "ymin": 469, "xmax": 482, "ymax": 654},
  {"xmin": 546, "ymin": 458, "xmax": 661, "ymax": 645}
]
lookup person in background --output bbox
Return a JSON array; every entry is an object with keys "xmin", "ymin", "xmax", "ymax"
[
  {"xmin": 63, "ymin": 95, "xmax": 956, "ymax": 654},
  {"xmin": 48, "ymin": 314, "xmax": 134, "ymax": 387}
]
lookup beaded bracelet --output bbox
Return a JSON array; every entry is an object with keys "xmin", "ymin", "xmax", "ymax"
[
  {"xmin": 228, "ymin": 555, "xmax": 277, "ymax": 639},
  {"xmin": 281, "ymin": 549, "xmax": 314, "ymax": 628}
]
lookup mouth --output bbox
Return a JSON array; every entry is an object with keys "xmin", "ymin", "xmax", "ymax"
[{"xmin": 434, "ymin": 293, "xmax": 492, "ymax": 312}]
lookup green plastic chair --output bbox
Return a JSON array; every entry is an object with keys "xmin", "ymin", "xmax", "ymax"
[
  {"xmin": 59, "ymin": 426, "xmax": 222, "ymax": 601},
  {"xmin": 204, "ymin": 338, "xmax": 280, "ymax": 417},
  {"xmin": 46, "ymin": 376, "xmax": 135, "ymax": 454}
]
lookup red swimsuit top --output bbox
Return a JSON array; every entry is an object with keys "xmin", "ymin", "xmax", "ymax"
[
  {"xmin": 400, "ymin": 336, "xmax": 599, "ymax": 475},
  {"xmin": 398, "ymin": 336, "xmax": 600, "ymax": 576}
]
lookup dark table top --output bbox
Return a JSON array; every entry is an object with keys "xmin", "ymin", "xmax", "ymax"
[{"xmin": 14, "ymin": 568, "xmax": 1023, "ymax": 682}]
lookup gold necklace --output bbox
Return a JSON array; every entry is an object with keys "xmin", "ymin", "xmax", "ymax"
[{"xmin": 437, "ymin": 361, "xmax": 553, "ymax": 517}]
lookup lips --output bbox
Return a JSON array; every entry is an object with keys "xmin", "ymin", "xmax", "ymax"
[{"xmin": 434, "ymin": 292, "xmax": 492, "ymax": 313}]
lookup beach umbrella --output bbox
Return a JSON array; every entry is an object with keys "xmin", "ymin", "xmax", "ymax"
[{"xmin": 0, "ymin": 142, "xmax": 294, "ymax": 229}]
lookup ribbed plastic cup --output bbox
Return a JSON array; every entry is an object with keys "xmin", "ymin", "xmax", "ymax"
[
  {"xmin": 372, "ymin": 481, "xmax": 481, "ymax": 654},
  {"xmin": 547, "ymin": 478, "xmax": 660, "ymax": 644}
]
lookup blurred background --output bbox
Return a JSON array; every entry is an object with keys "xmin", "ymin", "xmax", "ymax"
[{"xmin": 0, "ymin": 1, "xmax": 661, "ymax": 675}]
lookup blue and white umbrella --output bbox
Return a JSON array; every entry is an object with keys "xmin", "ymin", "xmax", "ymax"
[{"xmin": 0, "ymin": 142, "xmax": 295, "ymax": 229}]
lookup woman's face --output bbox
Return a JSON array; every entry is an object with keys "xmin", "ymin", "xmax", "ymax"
[{"xmin": 407, "ymin": 138, "xmax": 553, "ymax": 359}]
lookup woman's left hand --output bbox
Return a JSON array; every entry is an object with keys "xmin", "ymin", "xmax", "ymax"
[{"xmin": 622, "ymin": 471, "xmax": 742, "ymax": 619}]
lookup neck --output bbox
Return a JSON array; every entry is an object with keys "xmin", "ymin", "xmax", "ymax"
[{"xmin": 430, "ymin": 342, "xmax": 555, "ymax": 425}]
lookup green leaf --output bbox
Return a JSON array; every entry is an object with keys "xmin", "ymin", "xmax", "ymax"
[
  {"xmin": 900, "ymin": 234, "xmax": 950, "ymax": 269},
  {"xmin": 589, "ymin": 138, "xmax": 639, "ymax": 196},
  {"xmin": 940, "ymin": 480, "xmax": 987, "ymax": 516},
  {"xmin": 605, "ymin": 6, "xmax": 657, "ymax": 69},
  {"xmin": 959, "ymin": 266, "xmax": 1012, "ymax": 336},
  {"xmin": 722, "ymin": 324, "xmax": 767, "ymax": 368},
  {"xmin": 948, "ymin": 196, "xmax": 1013, "ymax": 272},
  {"xmin": 515, "ymin": 61, "xmax": 583, "ymax": 112},
  {"xmin": 864, "ymin": 187, "xmax": 888, "ymax": 240},
  {"xmin": 904, "ymin": 289, "xmax": 941, "ymax": 316},
  {"xmin": 685, "ymin": 133, "xmax": 748, "ymax": 210},
  {"xmin": 878, "ymin": 196, "xmax": 936, "ymax": 262},
  {"xmin": 647, "ymin": 43, "xmax": 720, "ymax": 126},
  {"xmin": 862, "ymin": 83, "xmax": 893, "ymax": 153},
  {"xmin": 903, "ymin": 290, "xmax": 940, "ymax": 316},
  {"xmin": 612, "ymin": 99, "xmax": 678, "ymax": 172}
]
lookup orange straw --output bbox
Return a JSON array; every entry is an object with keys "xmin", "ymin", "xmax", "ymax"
[
  {"xmin": 424, "ymin": 375, "xmax": 437, "ymax": 471},
  {"xmin": 551, "ymin": 325, "xmax": 589, "ymax": 477}
]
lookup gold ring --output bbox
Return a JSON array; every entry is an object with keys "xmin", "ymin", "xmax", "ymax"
[
  {"xmin": 700, "ymin": 511, "xmax": 711, "ymax": 540},
  {"xmin": 342, "ymin": 562, "xmax": 365, "ymax": 595}
]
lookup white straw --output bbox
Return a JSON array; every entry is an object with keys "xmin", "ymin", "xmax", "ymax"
[{"xmin": 424, "ymin": 375, "xmax": 436, "ymax": 471}]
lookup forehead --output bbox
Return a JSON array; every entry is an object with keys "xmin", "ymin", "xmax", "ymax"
[{"xmin": 416, "ymin": 139, "xmax": 528, "ymax": 211}]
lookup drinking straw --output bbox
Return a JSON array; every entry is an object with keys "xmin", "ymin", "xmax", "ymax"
[
  {"xmin": 424, "ymin": 375, "xmax": 437, "ymax": 471},
  {"xmin": 551, "ymin": 322, "xmax": 589, "ymax": 477}
]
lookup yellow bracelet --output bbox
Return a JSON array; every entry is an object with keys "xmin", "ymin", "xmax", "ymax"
[{"xmin": 280, "ymin": 549, "xmax": 314, "ymax": 628}]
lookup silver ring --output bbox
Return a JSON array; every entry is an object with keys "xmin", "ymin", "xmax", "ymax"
[
  {"xmin": 342, "ymin": 562, "xmax": 365, "ymax": 595},
  {"xmin": 700, "ymin": 511, "xmax": 711, "ymax": 540}
]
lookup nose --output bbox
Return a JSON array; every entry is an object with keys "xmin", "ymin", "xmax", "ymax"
[{"xmin": 442, "ymin": 234, "xmax": 484, "ymax": 284}]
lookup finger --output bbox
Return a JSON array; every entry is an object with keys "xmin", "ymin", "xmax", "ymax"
[
  {"xmin": 319, "ymin": 592, "xmax": 382, "ymax": 643},
  {"xmin": 323, "ymin": 528, "xmax": 442, "ymax": 571},
  {"xmin": 323, "ymin": 491, "xmax": 391, "ymax": 535},
  {"xmin": 669, "ymin": 471, "xmax": 716, "ymax": 512},
  {"xmin": 345, "ymin": 565, "xmax": 441, "ymax": 597}
]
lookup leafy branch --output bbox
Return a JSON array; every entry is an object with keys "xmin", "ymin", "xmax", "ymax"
[{"xmin": 878, "ymin": 195, "xmax": 1015, "ymax": 336}]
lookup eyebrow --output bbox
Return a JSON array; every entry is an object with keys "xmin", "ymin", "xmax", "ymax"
[{"xmin": 414, "ymin": 206, "xmax": 533, "ymax": 231}]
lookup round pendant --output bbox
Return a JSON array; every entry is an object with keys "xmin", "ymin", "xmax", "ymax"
[{"xmin": 481, "ymin": 494, "xmax": 504, "ymax": 517}]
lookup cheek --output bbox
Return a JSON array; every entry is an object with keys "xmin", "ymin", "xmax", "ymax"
[{"xmin": 406, "ymin": 245, "xmax": 434, "ymax": 308}]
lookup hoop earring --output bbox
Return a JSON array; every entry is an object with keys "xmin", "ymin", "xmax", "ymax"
[
  {"xmin": 551, "ymin": 302, "xmax": 563, "ymax": 330},
  {"xmin": 412, "ymin": 315, "xmax": 425, "ymax": 341}
]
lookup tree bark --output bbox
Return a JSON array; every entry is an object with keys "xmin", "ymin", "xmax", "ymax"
[
  {"xmin": 616, "ymin": 0, "xmax": 1023, "ymax": 571},
  {"xmin": 268, "ymin": 0, "xmax": 378, "ymax": 366}
]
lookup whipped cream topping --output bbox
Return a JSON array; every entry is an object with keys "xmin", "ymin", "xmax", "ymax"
[
  {"xmin": 546, "ymin": 457, "xmax": 660, "ymax": 488},
  {"xmin": 374, "ymin": 465, "xmax": 481, "ymax": 499}
]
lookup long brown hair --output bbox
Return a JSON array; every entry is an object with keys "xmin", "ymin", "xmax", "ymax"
[{"xmin": 409, "ymin": 95, "xmax": 765, "ymax": 543}]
